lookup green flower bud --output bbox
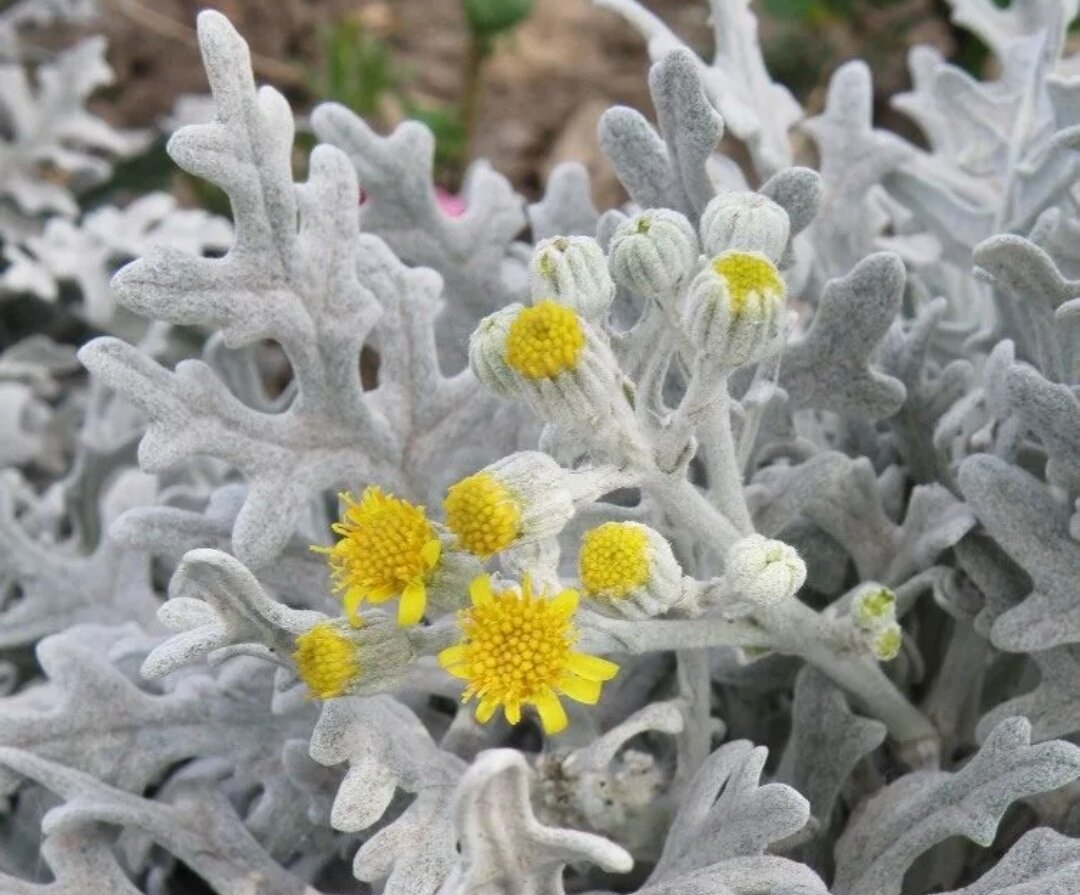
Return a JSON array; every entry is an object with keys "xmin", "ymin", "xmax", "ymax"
[
  {"xmin": 463, "ymin": 0, "xmax": 533, "ymax": 38},
  {"xmin": 871, "ymin": 623, "xmax": 903, "ymax": 661}
]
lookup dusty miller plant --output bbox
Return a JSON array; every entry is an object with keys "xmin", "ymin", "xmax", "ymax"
[{"xmin": 3, "ymin": 1, "xmax": 1080, "ymax": 893}]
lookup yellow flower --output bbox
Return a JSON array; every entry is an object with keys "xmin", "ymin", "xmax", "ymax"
[
  {"xmin": 504, "ymin": 300, "xmax": 585, "ymax": 380},
  {"xmin": 438, "ymin": 575, "xmax": 619, "ymax": 734},
  {"xmin": 293, "ymin": 623, "xmax": 360, "ymax": 700},
  {"xmin": 579, "ymin": 522, "xmax": 651, "ymax": 599},
  {"xmin": 710, "ymin": 251, "xmax": 785, "ymax": 316},
  {"xmin": 444, "ymin": 472, "xmax": 523, "ymax": 558},
  {"xmin": 314, "ymin": 487, "xmax": 441, "ymax": 626}
]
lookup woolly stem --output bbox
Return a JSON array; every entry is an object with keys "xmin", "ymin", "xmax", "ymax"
[{"xmin": 675, "ymin": 649, "xmax": 713, "ymax": 787}]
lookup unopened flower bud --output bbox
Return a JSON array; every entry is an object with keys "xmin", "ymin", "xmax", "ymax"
[
  {"xmin": 578, "ymin": 521, "xmax": 684, "ymax": 619},
  {"xmin": 609, "ymin": 209, "xmax": 699, "ymax": 301},
  {"xmin": 530, "ymin": 236, "xmax": 615, "ymax": 322},
  {"xmin": 686, "ymin": 251, "xmax": 786, "ymax": 369},
  {"xmin": 700, "ymin": 191, "xmax": 790, "ymax": 263},
  {"xmin": 725, "ymin": 534, "xmax": 806, "ymax": 606},
  {"xmin": 444, "ymin": 451, "xmax": 576, "ymax": 559}
]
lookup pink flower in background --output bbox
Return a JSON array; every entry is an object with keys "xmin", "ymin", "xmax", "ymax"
[
  {"xmin": 435, "ymin": 187, "xmax": 467, "ymax": 217},
  {"xmin": 359, "ymin": 187, "xmax": 466, "ymax": 218}
]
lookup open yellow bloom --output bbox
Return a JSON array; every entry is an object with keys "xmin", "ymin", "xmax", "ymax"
[
  {"xmin": 314, "ymin": 487, "xmax": 441, "ymax": 626},
  {"xmin": 438, "ymin": 575, "xmax": 619, "ymax": 734},
  {"xmin": 579, "ymin": 522, "xmax": 651, "ymax": 598},
  {"xmin": 444, "ymin": 472, "xmax": 522, "ymax": 558},
  {"xmin": 293, "ymin": 623, "xmax": 360, "ymax": 700},
  {"xmin": 504, "ymin": 299, "xmax": 585, "ymax": 380},
  {"xmin": 710, "ymin": 251, "xmax": 785, "ymax": 316}
]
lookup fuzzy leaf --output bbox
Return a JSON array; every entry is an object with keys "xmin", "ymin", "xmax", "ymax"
[
  {"xmin": 648, "ymin": 740, "xmax": 810, "ymax": 882},
  {"xmin": 937, "ymin": 827, "xmax": 1080, "ymax": 894},
  {"xmin": 310, "ymin": 103, "xmax": 527, "ymax": 360},
  {"xmin": 0, "ymin": 749, "xmax": 316, "ymax": 895},
  {"xmin": 450, "ymin": 749, "xmax": 633, "ymax": 895},
  {"xmin": 833, "ymin": 717, "xmax": 1080, "ymax": 895},
  {"xmin": 0, "ymin": 624, "xmax": 315, "ymax": 797},
  {"xmin": 778, "ymin": 668, "xmax": 886, "ymax": 824},
  {"xmin": 780, "ymin": 252, "xmax": 907, "ymax": 420},
  {"xmin": 140, "ymin": 548, "xmax": 324, "ymax": 679},
  {"xmin": 959, "ymin": 454, "xmax": 1080, "ymax": 651},
  {"xmin": 599, "ymin": 48, "xmax": 724, "ymax": 219},
  {"xmin": 309, "ymin": 695, "xmax": 464, "ymax": 893}
]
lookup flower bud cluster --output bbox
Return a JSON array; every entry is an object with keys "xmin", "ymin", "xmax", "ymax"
[{"xmin": 851, "ymin": 586, "xmax": 903, "ymax": 661}]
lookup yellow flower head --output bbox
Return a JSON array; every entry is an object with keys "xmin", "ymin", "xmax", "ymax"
[
  {"xmin": 444, "ymin": 472, "xmax": 522, "ymax": 558},
  {"xmin": 579, "ymin": 522, "xmax": 651, "ymax": 599},
  {"xmin": 316, "ymin": 487, "xmax": 441, "ymax": 626},
  {"xmin": 438, "ymin": 575, "xmax": 619, "ymax": 734},
  {"xmin": 293, "ymin": 623, "xmax": 360, "ymax": 700},
  {"xmin": 505, "ymin": 299, "xmax": 585, "ymax": 380},
  {"xmin": 711, "ymin": 251, "xmax": 785, "ymax": 316}
]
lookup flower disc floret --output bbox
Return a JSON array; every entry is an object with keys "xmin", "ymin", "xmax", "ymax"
[
  {"xmin": 316, "ymin": 486, "xmax": 441, "ymax": 626},
  {"xmin": 711, "ymin": 251, "xmax": 785, "ymax": 315},
  {"xmin": 293, "ymin": 623, "xmax": 360, "ymax": 700},
  {"xmin": 504, "ymin": 299, "xmax": 585, "ymax": 380},
  {"xmin": 438, "ymin": 575, "xmax": 619, "ymax": 734},
  {"xmin": 444, "ymin": 472, "xmax": 522, "ymax": 558},
  {"xmin": 579, "ymin": 522, "xmax": 651, "ymax": 598}
]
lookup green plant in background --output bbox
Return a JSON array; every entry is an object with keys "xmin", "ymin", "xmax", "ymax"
[
  {"xmin": 463, "ymin": 0, "xmax": 534, "ymax": 37},
  {"xmin": 310, "ymin": 17, "xmax": 399, "ymax": 120},
  {"xmin": 459, "ymin": 0, "xmax": 534, "ymax": 173},
  {"xmin": 306, "ymin": 3, "xmax": 533, "ymax": 189}
]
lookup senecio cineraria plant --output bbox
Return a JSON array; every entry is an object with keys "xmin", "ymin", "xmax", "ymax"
[{"xmin": 4, "ymin": 0, "xmax": 1080, "ymax": 892}]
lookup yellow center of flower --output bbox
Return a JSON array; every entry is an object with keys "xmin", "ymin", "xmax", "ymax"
[
  {"xmin": 444, "ymin": 472, "xmax": 522, "ymax": 558},
  {"xmin": 504, "ymin": 300, "xmax": 585, "ymax": 380},
  {"xmin": 439, "ymin": 575, "xmax": 619, "ymax": 734},
  {"xmin": 711, "ymin": 251, "xmax": 785, "ymax": 315},
  {"xmin": 317, "ymin": 486, "xmax": 441, "ymax": 625},
  {"xmin": 579, "ymin": 522, "xmax": 651, "ymax": 598},
  {"xmin": 293, "ymin": 623, "xmax": 360, "ymax": 700}
]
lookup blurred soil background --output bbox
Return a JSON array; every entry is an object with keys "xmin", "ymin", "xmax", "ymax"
[{"xmin": 31, "ymin": 0, "xmax": 976, "ymax": 207}]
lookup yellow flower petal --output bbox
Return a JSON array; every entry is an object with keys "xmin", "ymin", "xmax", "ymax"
[
  {"xmin": 551, "ymin": 588, "xmax": 579, "ymax": 617},
  {"xmin": 475, "ymin": 697, "xmax": 498, "ymax": 723},
  {"xmin": 469, "ymin": 574, "xmax": 494, "ymax": 607},
  {"xmin": 505, "ymin": 701, "xmax": 522, "ymax": 725},
  {"xmin": 438, "ymin": 644, "xmax": 468, "ymax": 668},
  {"xmin": 343, "ymin": 587, "xmax": 363, "ymax": 622},
  {"xmin": 559, "ymin": 674, "xmax": 602, "ymax": 705},
  {"xmin": 421, "ymin": 538, "xmax": 441, "ymax": 568},
  {"xmin": 398, "ymin": 580, "xmax": 427, "ymax": 626},
  {"xmin": 566, "ymin": 653, "xmax": 619, "ymax": 681},
  {"xmin": 533, "ymin": 689, "xmax": 568, "ymax": 735}
]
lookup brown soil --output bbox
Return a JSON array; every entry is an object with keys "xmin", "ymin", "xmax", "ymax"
[{"xmin": 83, "ymin": 0, "xmax": 952, "ymax": 206}]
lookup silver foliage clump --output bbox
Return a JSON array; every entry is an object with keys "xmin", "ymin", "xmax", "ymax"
[{"xmin": 3, "ymin": 1, "xmax": 1080, "ymax": 893}]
